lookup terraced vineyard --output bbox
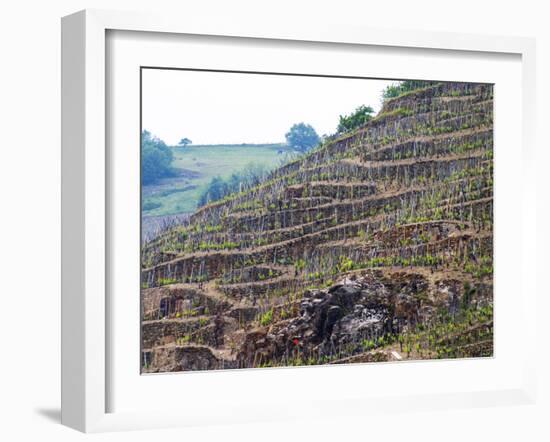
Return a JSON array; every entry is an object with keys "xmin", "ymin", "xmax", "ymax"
[{"xmin": 141, "ymin": 82, "xmax": 494, "ymax": 372}]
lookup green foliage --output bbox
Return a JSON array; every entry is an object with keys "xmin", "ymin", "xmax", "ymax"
[
  {"xmin": 336, "ymin": 255, "xmax": 354, "ymax": 273},
  {"xmin": 337, "ymin": 105, "xmax": 374, "ymax": 133},
  {"xmin": 381, "ymin": 80, "xmax": 438, "ymax": 102},
  {"xmin": 176, "ymin": 334, "xmax": 191, "ymax": 345},
  {"xmin": 259, "ymin": 309, "xmax": 273, "ymax": 327},
  {"xmin": 464, "ymin": 256, "xmax": 493, "ymax": 279},
  {"xmin": 142, "ymin": 143, "xmax": 289, "ymax": 217},
  {"xmin": 158, "ymin": 277, "xmax": 178, "ymax": 286},
  {"xmin": 402, "ymin": 303, "xmax": 493, "ymax": 360},
  {"xmin": 197, "ymin": 240, "xmax": 239, "ymax": 251},
  {"xmin": 374, "ymin": 107, "xmax": 414, "ymax": 121},
  {"xmin": 294, "ymin": 258, "xmax": 306, "ymax": 273},
  {"xmin": 362, "ymin": 339, "xmax": 376, "ymax": 351},
  {"xmin": 198, "ymin": 162, "xmax": 270, "ymax": 206},
  {"xmin": 141, "ymin": 130, "xmax": 174, "ymax": 185},
  {"xmin": 198, "ymin": 176, "xmax": 226, "ymax": 206},
  {"xmin": 285, "ymin": 122, "xmax": 320, "ymax": 153}
]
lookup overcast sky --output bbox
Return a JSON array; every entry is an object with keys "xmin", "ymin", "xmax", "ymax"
[{"xmin": 142, "ymin": 69, "xmax": 396, "ymax": 146}]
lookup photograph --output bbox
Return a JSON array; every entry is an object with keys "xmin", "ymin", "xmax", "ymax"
[
  {"xmin": 0, "ymin": 0, "xmax": 544, "ymax": 438},
  {"xmin": 140, "ymin": 69, "xmax": 494, "ymax": 373}
]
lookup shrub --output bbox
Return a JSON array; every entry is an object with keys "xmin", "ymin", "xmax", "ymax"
[
  {"xmin": 198, "ymin": 162, "xmax": 270, "ymax": 206},
  {"xmin": 285, "ymin": 123, "xmax": 320, "ymax": 152},
  {"xmin": 337, "ymin": 105, "xmax": 374, "ymax": 133},
  {"xmin": 259, "ymin": 309, "xmax": 273, "ymax": 327},
  {"xmin": 141, "ymin": 130, "xmax": 174, "ymax": 185},
  {"xmin": 381, "ymin": 80, "xmax": 439, "ymax": 102}
]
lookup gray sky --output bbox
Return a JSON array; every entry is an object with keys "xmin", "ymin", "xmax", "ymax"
[{"xmin": 142, "ymin": 69, "xmax": 396, "ymax": 145}]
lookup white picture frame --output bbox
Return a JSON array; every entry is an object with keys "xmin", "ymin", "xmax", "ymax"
[{"xmin": 61, "ymin": 9, "xmax": 538, "ymax": 433}]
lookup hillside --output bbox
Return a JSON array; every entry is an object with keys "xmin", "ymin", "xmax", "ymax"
[
  {"xmin": 142, "ymin": 143, "xmax": 292, "ymax": 218},
  {"xmin": 140, "ymin": 82, "xmax": 494, "ymax": 372}
]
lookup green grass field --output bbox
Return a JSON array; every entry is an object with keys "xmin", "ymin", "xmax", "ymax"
[{"xmin": 142, "ymin": 143, "xmax": 294, "ymax": 217}]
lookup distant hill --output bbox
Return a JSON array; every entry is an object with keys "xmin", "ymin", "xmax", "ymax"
[
  {"xmin": 141, "ymin": 82, "xmax": 494, "ymax": 373},
  {"xmin": 141, "ymin": 143, "xmax": 296, "ymax": 220},
  {"xmin": 181, "ymin": 143, "xmax": 286, "ymax": 149}
]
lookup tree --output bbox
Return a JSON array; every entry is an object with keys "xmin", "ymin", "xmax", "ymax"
[
  {"xmin": 178, "ymin": 137, "xmax": 192, "ymax": 147},
  {"xmin": 197, "ymin": 162, "xmax": 270, "ymax": 206},
  {"xmin": 198, "ymin": 175, "xmax": 230, "ymax": 206},
  {"xmin": 337, "ymin": 105, "xmax": 374, "ymax": 133},
  {"xmin": 141, "ymin": 130, "xmax": 174, "ymax": 185},
  {"xmin": 285, "ymin": 123, "xmax": 320, "ymax": 153}
]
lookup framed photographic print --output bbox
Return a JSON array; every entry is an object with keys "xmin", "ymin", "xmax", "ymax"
[{"xmin": 61, "ymin": 9, "xmax": 537, "ymax": 432}]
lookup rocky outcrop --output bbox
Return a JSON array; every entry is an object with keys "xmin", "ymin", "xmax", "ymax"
[{"xmin": 234, "ymin": 271, "xmax": 491, "ymax": 367}]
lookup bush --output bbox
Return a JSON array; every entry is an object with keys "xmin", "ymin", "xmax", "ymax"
[
  {"xmin": 141, "ymin": 130, "xmax": 174, "ymax": 185},
  {"xmin": 198, "ymin": 162, "xmax": 269, "ymax": 206},
  {"xmin": 285, "ymin": 123, "xmax": 320, "ymax": 152},
  {"xmin": 259, "ymin": 309, "xmax": 273, "ymax": 326},
  {"xmin": 381, "ymin": 80, "xmax": 439, "ymax": 102},
  {"xmin": 337, "ymin": 105, "xmax": 374, "ymax": 133}
]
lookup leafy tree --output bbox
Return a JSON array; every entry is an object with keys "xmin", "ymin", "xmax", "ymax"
[
  {"xmin": 285, "ymin": 123, "xmax": 320, "ymax": 153},
  {"xmin": 198, "ymin": 176, "xmax": 228, "ymax": 206},
  {"xmin": 198, "ymin": 176, "xmax": 227, "ymax": 206},
  {"xmin": 141, "ymin": 130, "xmax": 174, "ymax": 185},
  {"xmin": 198, "ymin": 162, "xmax": 269, "ymax": 206},
  {"xmin": 337, "ymin": 105, "xmax": 374, "ymax": 133},
  {"xmin": 178, "ymin": 137, "xmax": 192, "ymax": 147},
  {"xmin": 240, "ymin": 162, "xmax": 268, "ymax": 186}
]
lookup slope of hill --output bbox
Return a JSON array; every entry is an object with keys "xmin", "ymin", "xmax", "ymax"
[
  {"xmin": 141, "ymin": 143, "xmax": 292, "ymax": 218},
  {"xmin": 140, "ymin": 82, "xmax": 494, "ymax": 372}
]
